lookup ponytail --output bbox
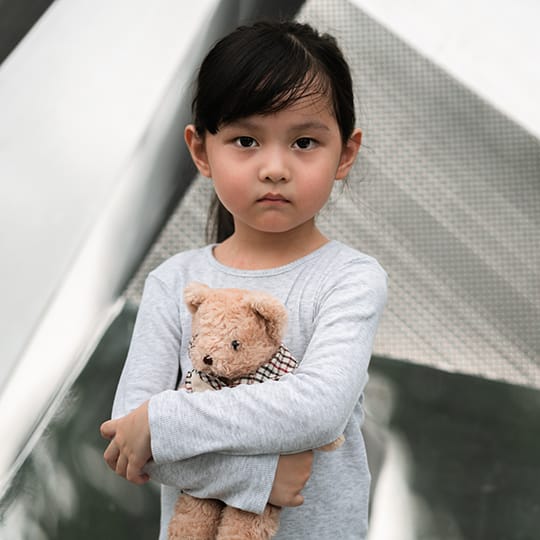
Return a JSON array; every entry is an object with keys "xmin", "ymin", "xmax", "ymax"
[{"xmin": 206, "ymin": 194, "xmax": 235, "ymax": 243}]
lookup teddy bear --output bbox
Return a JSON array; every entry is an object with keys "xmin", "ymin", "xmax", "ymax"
[{"xmin": 167, "ymin": 282, "xmax": 344, "ymax": 540}]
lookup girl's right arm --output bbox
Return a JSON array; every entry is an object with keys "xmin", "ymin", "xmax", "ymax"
[
  {"xmin": 145, "ymin": 451, "xmax": 312, "ymax": 510},
  {"xmin": 111, "ymin": 274, "xmax": 293, "ymax": 514}
]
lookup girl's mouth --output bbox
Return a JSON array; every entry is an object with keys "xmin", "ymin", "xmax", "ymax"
[{"xmin": 257, "ymin": 193, "xmax": 290, "ymax": 203}]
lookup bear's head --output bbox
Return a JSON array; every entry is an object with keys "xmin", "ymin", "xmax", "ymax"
[{"xmin": 184, "ymin": 282, "xmax": 288, "ymax": 379}]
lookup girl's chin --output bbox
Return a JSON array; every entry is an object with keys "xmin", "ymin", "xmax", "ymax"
[{"xmin": 238, "ymin": 221, "xmax": 316, "ymax": 237}]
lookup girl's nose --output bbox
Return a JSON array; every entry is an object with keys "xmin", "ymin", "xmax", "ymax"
[{"xmin": 258, "ymin": 148, "xmax": 290, "ymax": 183}]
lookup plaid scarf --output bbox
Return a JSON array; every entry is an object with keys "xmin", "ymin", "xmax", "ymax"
[{"xmin": 184, "ymin": 344, "xmax": 298, "ymax": 392}]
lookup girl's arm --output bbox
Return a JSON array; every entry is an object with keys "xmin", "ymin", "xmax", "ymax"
[
  {"xmin": 149, "ymin": 259, "xmax": 387, "ymax": 464},
  {"xmin": 145, "ymin": 453, "xmax": 279, "ymax": 514},
  {"xmin": 103, "ymin": 408, "xmax": 309, "ymax": 513},
  {"xmin": 111, "ymin": 275, "xmax": 181, "ymax": 418},
  {"xmin": 145, "ymin": 451, "xmax": 312, "ymax": 511},
  {"xmin": 105, "ymin": 274, "xmax": 285, "ymax": 514}
]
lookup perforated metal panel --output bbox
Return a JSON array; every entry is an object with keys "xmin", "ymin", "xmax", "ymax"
[{"xmin": 127, "ymin": 0, "xmax": 540, "ymax": 388}]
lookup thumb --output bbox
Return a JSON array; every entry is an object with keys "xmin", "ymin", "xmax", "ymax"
[{"xmin": 100, "ymin": 419, "xmax": 116, "ymax": 440}]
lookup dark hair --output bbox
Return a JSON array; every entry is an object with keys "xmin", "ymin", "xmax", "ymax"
[{"xmin": 191, "ymin": 20, "xmax": 356, "ymax": 243}]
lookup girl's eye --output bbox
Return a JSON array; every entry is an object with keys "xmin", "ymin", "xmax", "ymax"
[
  {"xmin": 231, "ymin": 340, "xmax": 241, "ymax": 351},
  {"xmin": 235, "ymin": 136, "xmax": 257, "ymax": 148},
  {"xmin": 294, "ymin": 137, "xmax": 316, "ymax": 150}
]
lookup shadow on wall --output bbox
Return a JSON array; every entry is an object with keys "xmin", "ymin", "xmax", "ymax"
[
  {"xmin": 0, "ymin": 0, "xmax": 55, "ymax": 65},
  {"xmin": 366, "ymin": 357, "xmax": 540, "ymax": 540},
  {"xmin": 0, "ymin": 305, "xmax": 160, "ymax": 540}
]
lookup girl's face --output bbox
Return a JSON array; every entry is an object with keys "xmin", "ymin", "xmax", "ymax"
[{"xmin": 185, "ymin": 95, "xmax": 361, "ymax": 239}]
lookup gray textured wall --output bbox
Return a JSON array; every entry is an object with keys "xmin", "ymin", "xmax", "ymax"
[{"xmin": 127, "ymin": 0, "xmax": 540, "ymax": 389}]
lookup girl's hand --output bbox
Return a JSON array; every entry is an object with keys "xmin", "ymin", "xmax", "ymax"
[
  {"xmin": 100, "ymin": 401, "xmax": 152, "ymax": 485},
  {"xmin": 268, "ymin": 451, "xmax": 313, "ymax": 507}
]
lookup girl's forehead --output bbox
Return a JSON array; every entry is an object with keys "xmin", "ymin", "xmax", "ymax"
[
  {"xmin": 281, "ymin": 93, "xmax": 334, "ymax": 115},
  {"xmin": 224, "ymin": 94, "xmax": 336, "ymax": 128}
]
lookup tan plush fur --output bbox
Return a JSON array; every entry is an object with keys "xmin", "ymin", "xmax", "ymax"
[
  {"xmin": 185, "ymin": 283, "xmax": 286, "ymax": 379},
  {"xmin": 167, "ymin": 283, "xmax": 343, "ymax": 540},
  {"xmin": 168, "ymin": 283, "xmax": 287, "ymax": 540}
]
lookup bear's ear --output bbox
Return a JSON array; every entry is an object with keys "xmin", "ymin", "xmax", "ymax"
[
  {"xmin": 184, "ymin": 282, "xmax": 210, "ymax": 314},
  {"xmin": 249, "ymin": 294, "xmax": 288, "ymax": 345}
]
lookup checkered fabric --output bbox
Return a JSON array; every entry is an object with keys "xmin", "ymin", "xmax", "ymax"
[{"xmin": 184, "ymin": 344, "xmax": 298, "ymax": 392}]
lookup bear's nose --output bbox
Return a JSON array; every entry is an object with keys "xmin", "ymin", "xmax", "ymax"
[{"xmin": 203, "ymin": 355, "xmax": 213, "ymax": 366}]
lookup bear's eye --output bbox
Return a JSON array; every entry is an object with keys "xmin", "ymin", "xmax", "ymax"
[{"xmin": 231, "ymin": 340, "xmax": 241, "ymax": 351}]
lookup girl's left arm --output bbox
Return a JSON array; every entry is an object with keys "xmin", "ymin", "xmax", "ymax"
[{"xmin": 148, "ymin": 259, "xmax": 388, "ymax": 464}]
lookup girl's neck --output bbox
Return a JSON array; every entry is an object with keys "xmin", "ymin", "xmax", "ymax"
[{"xmin": 213, "ymin": 223, "xmax": 329, "ymax": 270}]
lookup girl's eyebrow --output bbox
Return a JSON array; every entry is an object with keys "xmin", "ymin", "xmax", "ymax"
[
  {"xmin": 290, "ymin": 121, "xmax": 331, "ymax": 132},
  {"xmin": 226, "ymin": 119, "xmax": 331, "ymax": 132}
]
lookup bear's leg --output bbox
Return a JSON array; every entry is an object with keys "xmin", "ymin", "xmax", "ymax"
[
  {"xmin": 168, "ymin": 494, "xmax": 223, "ymax": 540},
  {"xmin": 215, "ymin": 504, "xmax": 281, "ymax": 540}
]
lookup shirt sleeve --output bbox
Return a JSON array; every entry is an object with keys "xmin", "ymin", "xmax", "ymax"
[
  {"xmin": 112, "ymin": 275, "xmax": 181, "ymax": 418},
  {"xmin": 111, "ymin": 274, "xmax": 279, "ymax": 514},
  {"xmin": 148, "ymin": 260, "xmax": 388, "ymax": 463},
  {"xmin": 144, "ymin": 454, "xmax": 278, "ymax": 514}
]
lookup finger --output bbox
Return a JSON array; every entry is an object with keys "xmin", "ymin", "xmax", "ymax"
[
  {"xmin": 103, "ymin": 441, "xmax": 120, "ymax": 471},
  {"xmin": 139, "ymin": 472, "xmax": 150, "ymax": 484},
  {"xmin": 126, "ymin": 460, "xmax": 147, "ymax": 485},
  {"xmin": 289, "ymin": 494, "xmax": 304, "ymax": 507},
  {"xmin": 116, "ymin": 453, "xmax": 128, "ymax": 479},
  {"xmin": 130, "ymin": 472, "xmax": 150, "ymax": 485},
  {"xmin": 126, "ymin": 454, "xmax": 152, "ymax": 485},
  {"xmin": 100, "ymin": 420, "xmax": 116, "ymax": 440}
]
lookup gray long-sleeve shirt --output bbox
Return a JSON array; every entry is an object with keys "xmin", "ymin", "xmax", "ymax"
[{"xmin": 112, "ymin": 240, "xmax": 387, "ymax": 539}]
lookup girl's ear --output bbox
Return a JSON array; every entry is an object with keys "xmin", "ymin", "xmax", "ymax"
[
  {"xmin": 184, "ymin": 124, "xmax": 211, "ymax": 178},
  {"xmin": 335, "ymin": 128, "xmax": 362, "ymax": 180}
]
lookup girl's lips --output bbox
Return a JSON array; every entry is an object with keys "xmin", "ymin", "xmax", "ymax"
[{"xmin": 257, "ymin": 193, "xmax": 289, "ymax": 202}]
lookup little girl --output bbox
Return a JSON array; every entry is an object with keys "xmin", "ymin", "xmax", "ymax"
[{"xmin": 101, "ymin": 20, "xmax": 387, "ymax": 539}]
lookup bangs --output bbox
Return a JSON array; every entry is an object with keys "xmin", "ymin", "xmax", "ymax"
[
  {"xmin": 194, "ymin": 28, "xmax": 333, "ymax": 134},
  {"xmin": 214, "ymin": 64, "xmax": 332, "ymax": 130}
]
